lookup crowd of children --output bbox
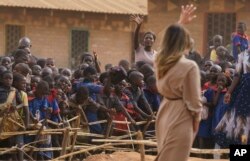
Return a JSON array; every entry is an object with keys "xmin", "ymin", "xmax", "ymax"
[
  {"xmin": 192, "ymin": 21, "xmax": 250, "ymax": 159},
  {"xmin": 0, "ymin": 35, "xmax": 160, "ymax": 160},
  {"xmin": 0, "ymin": 15, "xmax": 249, "ymax": 160}
]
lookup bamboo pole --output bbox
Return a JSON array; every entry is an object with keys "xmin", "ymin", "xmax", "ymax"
[
  {"xmin": 112, "ymin": 132, "xmax": 138, "ymax": 140},
  {"xmin": 190, "ymin": 148, "xmax": 229, "ymax": 154},
  {"xmin": 51, "ymin": 143, "xmax": 111, "ymax": 161},
  {"xmin": 0, "ymin": 128, "xmax": 80, "ymax": 136},
  {"xmin": 67, "ymin": 116, "xmax": 80, "ymax": 123},
  {"xmin": 7, "ymin": 117, "xmax": 25, "ymax": 129},
  {"xmin": 137, "ymin": 131, "xmax": 145, "ymax": 161},
  {"xmin": 92, "ymin": 139, "xmax": 157, "ymax": 146},
  {"xmin": 88, "ymin": 120, "xmax": 107, "ymax": 125},
  {"xmin": 105, "ymin": 119, "xmax": 113, "ymax": 138},
  {"xmin": 61, "ymin": 128, "xmax": 70, "ymax": 156},
  {"xmin": 69, "ymin": 116, "xmax": 80, "ymax": 161}
]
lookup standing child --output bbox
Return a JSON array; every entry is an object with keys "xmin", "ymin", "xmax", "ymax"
[
  {"xmin": 204, "ymin": 64, "xmax": 222, "ymax": 90},
  {"xmin": 0, "ymin": 56, "xmax": 12, "ymax": 70},
  {"xmin": 143, "ymin": 75, "xmax": 161, "ymax": 113},
  {"xmin": 125, "ymin": 71, "xmax": 154, "ymax": 121},
  {"xmin": 232, "ymin": 22, "xmax": 248, "ymax": 61},
  {"xmin": 76, "ymin": 66, "xmax": 113, "ymax": 134},
  {"xmin": 0, "ymin": 71, "xmax": 23, "ymax": 160},
  {"xmin": 212, "ymin": 74, "xmax": 230, "ymax": 134},
  {"xmin": 210, "ymin": 35, "xmax": 223, "ymax": 62},
  {"xmin": 194, "ymin": 71, "xmax": 214, "ymax": 159},
  {"xmin": 12, "ymin": 73, "xmax": 30, "ymax": 161},
  {"xmin": 28, "ymin": 80, "xmax": 53, "ymax": 160}
]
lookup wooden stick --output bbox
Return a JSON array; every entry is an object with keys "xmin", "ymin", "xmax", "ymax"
[
  {"xmin": 51, "ymin": 143, "xmax": 111, "ymax": 161},
  {"xmin": 47, "ymin": 119, "xmax": 60, "ymax": 126},
  {"xmin": 142, "ymin": 120, "xmax": 151, "ymax": 135},
  {"xmin": 125, "ymin": 117, "xmax": 134, "ymax": 150},
  {"xmin": 0, "ymin": 145, "xmax": 90, "ymax": 152},
  {"xmin": 105, "ymin": 119, "xmax": 113, "ymax": 138},
  {"xmin": 88, "ymin": 120, "xmax": 107, "ymax": 125},
  {"xmin": 69, "ymin": 116, "xmax": 80, "ymax": 161},
  {"xmin": 0, "ymin": 128, "xmax": 80, "ymax": 136},
  {"xmin": 92, "ymin": 139, "xmax": 157, "ymax": 146},
  {"xmin": 137, "ymin": 131, "xmax": 145, "ymax": 161},
  {"xmin": 67, "ymin": 116, "xmax": 80, "ymax": 123},
  {"xmin": 190, "ymin": 148, "xmax": 229, "ymax": 154},
  {"xmin": 112, "ymin": 132, "xmax": 138, "ymax": 140},
  {"xmin": 61, "ymin": 128, "xmax": 70, "ymax": 156},
  {"xmin": 7, "ymin": 117, "xmax": 25, "ymax": 129}
]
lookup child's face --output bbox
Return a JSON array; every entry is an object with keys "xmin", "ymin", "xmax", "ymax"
[
  {"xmin": 1, "ymin": 73, "xmax": 13, "ymax": 87},
  {"xmin": 225, "ymin": 68, "xmax": 235, "ymax": 78},
  {"xmin": 237, "ymin": 24, "xmax": 246, "ymax": 35},
  {"xmin": 17, "ymin": 78, "xmax": 27, "ymax": 91},
  {"xmin": 56, "ymin": 89, "xmax": 65, "ymax": 102},
  {"xmin": 31, "ymin": 77, "xmax": 40, "ymax": 88},
  {"xmin": 200, "ymin": 74, "xmax": 206, "ymax": 87},
  {"xmin": 46, "ymin": 59, "xmax": 55, "ymax": 68},
  {"xmin": 32, "ymin": 65, "xmax": 42, "ymax": 76},
  {"xmin": 62, "ymin": 69, "xmax": 71, "ymax": 78},
  {"xmin": 213, "ymin": 38, "xmax": 222, "ymax": 48},
  {"xmin": 216, "ymin": 75, "xmax": 227, "ymax": 88},
  {"xmin": 204, "ymin": 61, "xmax": 213, "ymax": 71},
  {"xmin": 134, "ymin": 75, "xmax": 144, "ymax": 88},
  {"xmin": 216, "ymin": 48, "xmax": 226, "ymax": 58},
  {"xmin": 87, "ymin": 73, "xmax": 97, "ymax": 82},
  {"xmin": 83, "ymin": 56, "xmax": 94, "ymax": 66},
  {"xmin": 16, "ymin": 55, "xmax": 29, "ymax": 64},
  {"xmin": 208, "ymin": 66, "xmax": 220, "ymax": 81},
  {"xmin": 1, "ymin": 57, "xmax": 11, "ymax": 69},
  {"xmin": 114, "ymin": 82, "xmax": 126, "ymax": 94},
  {"xmin": 143, "ymin": 34, "xmax": 155, "ymax": 47}
]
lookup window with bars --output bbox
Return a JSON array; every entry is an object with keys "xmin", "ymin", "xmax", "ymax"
[
  {"xmin": 71, "ymin": 29, "xmax": 89, "ymax": 68},
  {"xmin": 205, "ymin": 13, "xmax": 236, "ymax": 52},
  {"xmin": 5, "ymin": 25, "xmax": 24, "ymax": 54}
]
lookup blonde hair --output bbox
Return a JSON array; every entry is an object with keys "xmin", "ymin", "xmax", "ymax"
[{"xmin": 155, "ymin": 24, "xmax": 191, "ymax": 79}]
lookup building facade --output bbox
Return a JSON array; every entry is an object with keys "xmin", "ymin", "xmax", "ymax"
[
  {"xmin": 144, "ymin": 0, "xmax": 250, "ymax": 56},
  {"xmin": 0, "ymin": 0, "xmax": 146, "ymax": 68},
  {"xmin": 0, "ymin": 0, "xmax": 249, "ymax": 68}
]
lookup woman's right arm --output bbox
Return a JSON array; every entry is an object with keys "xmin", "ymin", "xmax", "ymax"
[
  {"xmin": 177, "ymin": 4, "xmax": 197, "ymax": 25},
  {"xmin": 130, "ymin": 15, "xmax": 144, "ymax": 50},
  {"xmin": 224, "ymin": 53, "xmax": 243, "ymax": 104}
]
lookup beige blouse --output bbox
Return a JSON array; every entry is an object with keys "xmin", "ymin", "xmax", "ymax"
[{"xmin": 156, "ymin": 56, "xmax": 202, "ymax": 114}]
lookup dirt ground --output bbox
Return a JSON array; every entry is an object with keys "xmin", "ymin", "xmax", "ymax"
[{"xmin": 84, "ymin": 152, "xmax": 229, "ymax": 161}]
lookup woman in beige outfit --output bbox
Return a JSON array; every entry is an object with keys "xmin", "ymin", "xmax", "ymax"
[{"xmin": 154, "ymin": 5, "xmax": 202, "ymax": 161}]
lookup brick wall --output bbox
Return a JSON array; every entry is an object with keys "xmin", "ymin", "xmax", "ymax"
[
  {"xmin": 0, "ymin": 0, "xmax": 250, "ymax": 69},
  {"xmin": 144, "ymin": 0, "xmax": 250, "ymax": 57},
  {"xmin": 0, "ymin": 7, "xmax": 132, "ymax": 69}
]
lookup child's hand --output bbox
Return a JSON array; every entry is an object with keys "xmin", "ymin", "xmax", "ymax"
[
  {"xmin": 178, "ymin": 4, "xmax": 197, "ymax": 24},
  {"xmin": 130, "ymin": 14, "xmax": 144, "ymax": 25},
  {"xmin": 48, "ymin": 107, "xmax": 53, "ymax": 113},
  {"xmin": 93, "ymin": 50, "xmax": 98, "ymax": 62},
  {"xmin": 217, "ymin": 85, "xmax": 224, "ymax": 91},
  {"xmin": 108, "ymin": 108, "xmax": 116, "ymax": 115},
  {"xmin": 224, "ymin": 92, "xmax": 231, "ymax": 104},
  {"xmin": 131, "ymin": 119, "xmax": 136, "ymax": 125}
]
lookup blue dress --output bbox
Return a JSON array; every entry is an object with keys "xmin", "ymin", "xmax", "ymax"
[
  {"xmin": 232, "ymin": 33, "xmax": 248, "ymax": 61},
  {"xmin": 197, "ymin": 89, "xmax": 213, "ymax": 138},
  {"xmin": 215, "ymin": 73, "xmax": 250, "ymax": 147},
  {"xmin": 212, "ymin": 92, "xmax": 228, "ymax": 134}
]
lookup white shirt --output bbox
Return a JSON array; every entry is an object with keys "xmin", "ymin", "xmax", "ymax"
[{"xmin": 236, "ymin": 50, "xmax": 250, "ymax": 74}]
